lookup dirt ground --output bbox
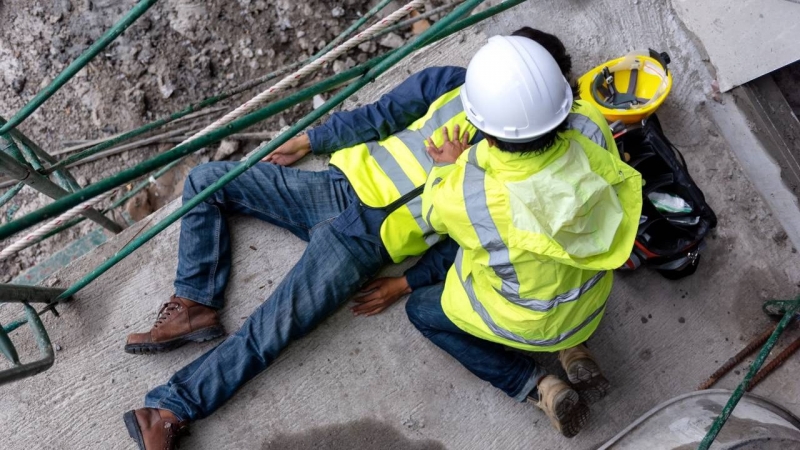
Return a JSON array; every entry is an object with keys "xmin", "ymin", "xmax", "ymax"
[{"xmin": 0, "ymin": 0, "xmax": 448, "ymax": 281}]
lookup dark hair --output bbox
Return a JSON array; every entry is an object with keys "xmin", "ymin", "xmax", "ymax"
[
  {"xmin": 511, "ymin": 27, "xmax": 572, "ymax": 77},
  {"xmin": 484, "ymin": 119, "xmax": 569, "ymax": 155},
  {"xmin": 485, "ymin": 27, "xmax": 575, "ymax": 154}
]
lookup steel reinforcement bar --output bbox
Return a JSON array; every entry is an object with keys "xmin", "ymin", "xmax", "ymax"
[
  {"xmin": 43, "ymin": 0, "xmax": 397, "ymax": 173},
  {"xmin": 53, "ymin": 0, "xmax": 528, "ymax": 302},
  {"xmin": 0, "ymin": 0, "xmax": 522, "ymax": 242}
]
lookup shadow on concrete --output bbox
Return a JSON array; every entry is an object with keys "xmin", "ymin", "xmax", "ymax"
[{"xmin": 260, "ymin": 418, "xmax": 446, "ymax": 450}]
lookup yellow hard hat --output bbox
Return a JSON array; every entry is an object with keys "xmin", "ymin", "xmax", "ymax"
[{"xmin": 578, "ymin": 50, "xmax": 672, "ymax": 124}]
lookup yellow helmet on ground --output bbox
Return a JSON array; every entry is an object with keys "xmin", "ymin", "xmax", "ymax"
[{"xmin": 578, "ymin": 50, "xmax": 672, "ymax": 124}]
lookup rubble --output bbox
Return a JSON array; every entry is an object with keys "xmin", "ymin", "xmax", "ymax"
[
  {"xmin": 0, "ymin": 0, "xmax": 451, "ymax": 281},
  {"xmin": 378, "ymin": 32, "xmax": 406, "ymax": 49},
  {"xmin": 212, "ymin": 139, "xmax": 242, "ymax": 161}
]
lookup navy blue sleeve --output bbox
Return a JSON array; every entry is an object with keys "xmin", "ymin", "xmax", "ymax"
[
  {"xmin": 307, "ymin": 66, "xmax": 467, "ymax": 154},
  {"xmin": 404, "ymin": 238, "xmax": 459, "ymax": 290}
]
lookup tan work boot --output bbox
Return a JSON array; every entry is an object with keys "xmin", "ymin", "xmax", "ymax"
[
  {"xmin": 559, "ymin": 344, "xmax": 610, "ymax": 404},
  {"xmin": 123, "ymin": 408, "xmax": 187, "ymax": 450},
  {"xmin": 125, "ymin": 295, "xmax": 225, "ymax": 354},
  {"xmin": 529, "ymin": 375, "xmax": 589, "ymax": 438}
]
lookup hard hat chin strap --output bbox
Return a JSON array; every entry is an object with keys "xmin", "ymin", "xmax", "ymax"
[{"xmin": 591, "ymin": 49, "xmax": 670, "ymax": 111}]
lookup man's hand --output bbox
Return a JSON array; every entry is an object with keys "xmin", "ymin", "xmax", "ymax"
[
  {"xmin": 263, "ymin": 134, "xmax": 311, "ymax": 166},
  {"xmin": 351, "ymin": 276, "xmax": 412, "ymax": 317},
  {"xmin": 426, "ymin": 125, "xmax": 471, "ymax": 164}
]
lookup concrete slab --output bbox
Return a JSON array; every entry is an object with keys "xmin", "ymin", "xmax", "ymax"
[
  {"xmin": 673, "ymin": 0, "xmax": 800, "ymax": 92},
  {"xmin": 3, "ymin": 1, "xmax": 800, "ymax": 449}
]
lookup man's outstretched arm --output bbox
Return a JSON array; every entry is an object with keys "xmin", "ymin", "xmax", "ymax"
[
  {"xmin": 265, "ymin": 66, "xmax": 466, "ymax": 165},
  {"xmin": 307, "ymin": 66, "xmax": 467, "ymax": 154}
]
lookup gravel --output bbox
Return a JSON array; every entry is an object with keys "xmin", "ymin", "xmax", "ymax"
[{"xmin": 0, "ymin": 0, "xmax": 447, "ymax": 281}]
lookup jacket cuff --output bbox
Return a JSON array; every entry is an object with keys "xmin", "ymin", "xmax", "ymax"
[
  {"xmin": 307, "ymin": 127, "xmax": 332, "ymax": 155},
  {"xmin": 404, "ymin": 267, "xmax": 430, "ymax": 291}
]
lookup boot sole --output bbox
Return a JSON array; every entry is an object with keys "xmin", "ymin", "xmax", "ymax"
[
  {"xmin": 551, "ymin": 388, "xmax": 590, "ymax": 438},
  {"xmin": 566, "ymin": 358, "xmax": 610, "ymax": 405},
  {"xmin": 124, "ymin": 325, "xmax": 225, "ymax": 355},
  {"xmin": 123, "ymin": 410, "xmax": 146, "ymax": 450}
]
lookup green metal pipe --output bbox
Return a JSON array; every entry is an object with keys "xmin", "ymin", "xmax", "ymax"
[
  {"xmin": 424, "ymin": 0, "xmax": 524, "ymax": 43},
  {"xmin": 16, "ymin": 138, "xmax": 83, "ymax": 193},
  {"xmin": 0, "ymin": 115, "xmax": 80, "ymax": 191},
  {"xmin": 8, "ymin": 56, "xmax": 395, "ymax": 248},
  {"xmin": 56, "ymin": 0, "xmax": 488, "ymax": 301},
  {"xmin": 323, "ymin": 0, "xmax": 395, "ymax": 53},
  {"xmin": 43, "ymin": 0, "xmax": 393, "ymax": 173},
  {"xmin": 0, "ymin": 323, "xmax": 20, "ymax": 364},
  {"xmin": 0, "ymin": 284, "xmax": 65, "ymax": 304},
  {"xmin": 698, "ymin": 297, "xmax": 800, "ymax": 449},
  {"xmin": 17, "ymin": 140, "xmax": 45, "ymax": 172},
  {"xmin": 1, "ymin": 47, "xmax": 399, "ymax": 334},
  {"xmin": 0, "ymin": 182, "xmax": 24, "ymax": 208},
  {"xmin": 46, "ymin": 102, "xmax": 218, "ymax": 173},
  {"xmin": 0, "ymin": 0, "xmax": 523, "ymax": 241},
  {"xmin": 22, "ymin": 169, "xmax": 167, "ymax": 245},
  {"xmin": 2, "ymin": 318, "xmax": 25, "ymax": 334},
  {"xmin": 0, "ymin": 133, "xmax": 26, "ymax": 165},
  {"xmin": 0, "ymin": 138, "xmax": 38, "ymax": 180},
  {"xmin": 0, "ymin": 140, "xmax": 123, "ymax": 234},
  {"xmin": 0, "ymin": 303, "xmax": 54, "ymax": 386},
  {"xmin": 3, "ymin": 0, "xmax": 525, "ymax": 333},
  {"xmin": 0, "ymin": 54, "xmax": 395, "ymax": 240},
  {"xmin": 0, "ymin": 0, "xmax": 158, "ymax": 136},
  {"xmin": 374, "ymin": 2, "xmax": 457, "ymax": 39}
]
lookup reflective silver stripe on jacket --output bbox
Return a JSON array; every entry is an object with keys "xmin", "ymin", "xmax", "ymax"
[
  {"xmin": 455, "ymin": 249, "xmax": 607, "ymax": 347},
  {"xmin": 462, "ymin": 148, "xmax": 607, "ymax": 312},
  {"xmin": 567, "ymin": 113, "xmax": 607, "ymax": 150},
  {"xmin": 394, "ymin": 95, "xmax": 465, "ymax": 171},
  {"xmin": 364, "ymin": 96, "xmax": 464, "ymax": 246},
  {"xmin": 366, "ymin": 141, "xmax": 439, "ymax": 245}
]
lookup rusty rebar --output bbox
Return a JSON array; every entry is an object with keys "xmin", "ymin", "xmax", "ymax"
[
  {"xmin": 746, "ymin": 335, "xmax": 800, "ymax": 391},
  {"xmin": 697, "ymin": 323, "xmax": 778, "ymax": 390}
]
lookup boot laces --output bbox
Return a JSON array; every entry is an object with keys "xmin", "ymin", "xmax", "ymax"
[
  {"xmin": 154, "ymin": 302, "xmax": 182, "ymax": 329},
  {"xmin": 162, "ymin": 421, "xmax": 187, "ymax": 449}
]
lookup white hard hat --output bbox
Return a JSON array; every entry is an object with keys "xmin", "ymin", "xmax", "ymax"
[{"xmin": 460, "ymin": 35, "xmax": 573, "ymax": 142}]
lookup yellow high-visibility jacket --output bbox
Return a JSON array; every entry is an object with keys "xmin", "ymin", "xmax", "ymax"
[
  {"xmin": 422, "ymin": 100, "xmax": 643, "ymax": 352},
  {"xmin": 330, "ymin": 86, "xmax": 477, "ymax": 263}
]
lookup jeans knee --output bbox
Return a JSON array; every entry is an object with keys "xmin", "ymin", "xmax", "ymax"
[
  {"xmin": 184, "ymin": 162, "xmax": 225, "ymax": 198},
  {"xmin": 405, "ymin": 291, "xmax": 427, "ymax": 331}
]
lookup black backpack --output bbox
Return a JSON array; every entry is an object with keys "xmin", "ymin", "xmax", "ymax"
[{"xmin": 614, "ymin": 114, "xmax": 717, "ymax": 279}]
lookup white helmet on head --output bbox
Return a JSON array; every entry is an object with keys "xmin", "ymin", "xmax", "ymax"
[{"xmin": 460, "ymin": 35, "xmax": 573, "ymax": 143}]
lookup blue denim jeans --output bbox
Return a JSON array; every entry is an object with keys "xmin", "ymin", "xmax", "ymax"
[
  {"xmin": 146, "ymin": 162, "xmax": 390, "ymax": 420},
  {"xmin": 405, "ymin": 284, "xmax": 546, "ymax": 402}
]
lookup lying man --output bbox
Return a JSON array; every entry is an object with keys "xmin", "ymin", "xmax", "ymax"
[
  {"xmin": 409, "ymin": 36, "xmax": 643, "ymax": 437},
  {"xmin": 123, "ymin": 26, "xmax": 573, "ymax": 450}
]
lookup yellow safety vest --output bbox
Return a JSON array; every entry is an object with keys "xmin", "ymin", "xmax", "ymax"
[
  {"xmin": 330, "ymin": 86, "xmax": 477, "ymax": 263},
  {"xmin": 423, "ymin": 101, "xmax": 643, "ymax": 352}
]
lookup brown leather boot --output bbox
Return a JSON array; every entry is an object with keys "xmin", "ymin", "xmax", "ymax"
[
  {"xmin": 123, "ymin": 408, "xmax": 187, "ymax": 450},
  {"xmin": 558, "ymin": 344, "xmax": 610, "ymax": 405},
  {"xmin": 125, "ymin": 295, "xmax": 225, "ymax": 354},
  {"xmin": 529, "ymin": 375, "xmax": 589, "ymax": 438}
]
